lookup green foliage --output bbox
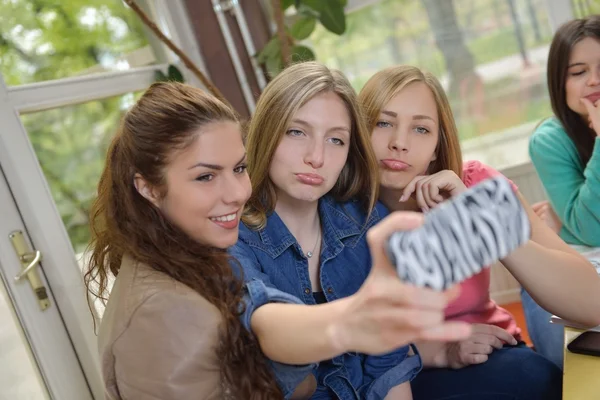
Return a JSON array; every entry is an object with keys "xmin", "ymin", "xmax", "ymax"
[
  {"xmin": 290, "ymin": 44, "xmax": 316, "ymax": 62},
  {"xmin": 0, "ymin": 0, "xmax": 148, "ymax": 85},
  {"xmin": 155, "ymin": 64, "xmax": 185, "ymax": 83},
  {"xmin": 290, "ymin": 16, "xmax": 317, "ymax": 40},
  {"xmin": 1, "ymin": 0, "xmax": 150, "ymax": 252},
  {"xmin": 281, "ymin": 0, "xmax": 296, "ymax": 10},
  {"xmin": 302, "ymin": 0, "xmax": 346, "ymax": 35},
  {"xmin": 266, "ymin": 49, "xmax": 284, "ymax": 77},
  {"xmin": 257, "ymin": 36, "xmax": 283, "ymax": 76},
  {"xmin": 256, "ymin": 0, "xmax": 347, "ymax": 77}
]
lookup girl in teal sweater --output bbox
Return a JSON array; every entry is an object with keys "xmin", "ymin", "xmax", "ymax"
[
  {"xmin": 523, "ymin": 15, "xmax": 600, "ymax": 369},
  {"xmin": 529, "ymin": 16, "xmax": 600, "ymax": 248}
]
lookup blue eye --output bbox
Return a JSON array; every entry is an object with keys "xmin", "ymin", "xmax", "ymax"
[
  {"xmin": 415, "ymin": 126, "xmax": 430, "ymax": 134},
  {"xmin": 287, "ymin": 129, "xmax": 304, "ymax": 137},
  {"xmin": 329, "ymin": 138, "xmax": 345, "ymax": 146},
  {"xmin": 376, "ymin": 120, "xmax": 392, "ymax": 128}
]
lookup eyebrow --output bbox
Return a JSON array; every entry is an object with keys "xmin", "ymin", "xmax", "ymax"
[
  {"xmin": 188, "ymin": 154, "xmax": 247, "ymax": 170},
  {"xmin": 413, "ymin": 114, "xmax": 435, "ymax": 122},
  {"xmin": 381, "ymin": 110, "xmax": 434, "ymax": 122},
  {"xmin": 290, "ymin": 118, "xmax": 350, "ymax": 133},
  {"xmin": 568, "ymin": 62, "xmax": 586, "ymax": 68}
]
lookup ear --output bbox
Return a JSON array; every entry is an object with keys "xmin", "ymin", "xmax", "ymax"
[{"xmin": 133, "ymin": 173, "xmax": 161, "ymax": 208}]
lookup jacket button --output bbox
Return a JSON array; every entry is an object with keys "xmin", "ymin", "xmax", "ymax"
[
  {"xmin": 327, "ymin": 287, "xmax": 334, "ymax": 294},
  {"xmin": 304, "ymin": 288, "xmax": 310, "ymax": 294}
]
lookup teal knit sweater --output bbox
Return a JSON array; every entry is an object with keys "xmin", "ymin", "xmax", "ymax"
[{"xmin": 529, "ymin": 117, "xmax": 600, "ymax": 247}]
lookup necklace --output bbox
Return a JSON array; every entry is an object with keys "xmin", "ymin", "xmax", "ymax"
[{"xmin": 305, "ymin": 228, "xmax": 321, "ymax": 259}]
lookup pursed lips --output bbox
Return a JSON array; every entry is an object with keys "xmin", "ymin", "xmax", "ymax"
[
  {"xmin": 381, "ymin": 159, "xmax": 411, "ymax": 171},
  {"xmin": 296, "ymin": 173, "xmax": 324, "ymax": 185},
  {"xmin": 584, "ymin": 92, "xmax": 600, "ymax": 104}
]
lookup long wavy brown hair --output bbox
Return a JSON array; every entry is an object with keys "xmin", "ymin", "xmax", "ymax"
[{"xmin": 84, "ymin": 82, "xmax": 282, "ymax": 398}]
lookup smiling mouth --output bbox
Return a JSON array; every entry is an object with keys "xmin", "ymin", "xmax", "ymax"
[{"xmin": 210, "ymin": 212, "xmax": 237, "ymax": 222}]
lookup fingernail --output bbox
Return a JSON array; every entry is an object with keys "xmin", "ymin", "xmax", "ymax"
[{"xmin": 399, "ymin": 195, "xmax": 406, "ymax": 202}]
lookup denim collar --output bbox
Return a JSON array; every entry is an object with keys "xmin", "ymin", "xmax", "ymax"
[{"xmin": 256, "ymin": 196, "xmax": 370, "ymax": 259}]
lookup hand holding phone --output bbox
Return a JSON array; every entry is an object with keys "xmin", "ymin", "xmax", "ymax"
[{"xmin": 386, "ymin": 176, "xmax": 531, "ymax": 291}]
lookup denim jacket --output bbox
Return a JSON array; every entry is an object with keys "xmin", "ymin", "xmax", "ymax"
[{"xmin": 230, "ymin": 196, "xmax": 422, "ymax": 399}]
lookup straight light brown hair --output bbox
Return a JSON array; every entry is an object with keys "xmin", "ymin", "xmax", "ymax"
[
  {"xmin": 358, "ymin": 65, "xmax": 463, "ymax": 178},
  {"xmin": 243, "ymin": 62, "xmax": 379, "ymax": 229}
]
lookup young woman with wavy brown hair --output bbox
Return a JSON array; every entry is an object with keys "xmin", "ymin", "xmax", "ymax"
[{"xmin": 84, "ymin": 82, "xmax": 286, "ymax": 399}]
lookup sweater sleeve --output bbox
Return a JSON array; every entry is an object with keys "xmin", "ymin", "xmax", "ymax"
[
  {"xmin": 462, "ymin": 160, "xmax": 518, "ymax": 191},
  {"xmin": 529, "ymin": 121, "xmax": 600, "ymax": 247}
]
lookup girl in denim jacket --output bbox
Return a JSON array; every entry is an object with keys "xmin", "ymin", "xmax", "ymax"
[{"xmin": 230, "ymin": 62, "xmax": 472, "ymax": 399}]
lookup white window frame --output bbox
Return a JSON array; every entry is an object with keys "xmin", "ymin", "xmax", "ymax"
[{"xmin": 0, "ymin": 1, "xmax": 209, "ymax": 398}]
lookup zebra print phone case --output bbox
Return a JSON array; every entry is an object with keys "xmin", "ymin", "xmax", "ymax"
[{"xmin": 385, "ymin": 176, "xmax": 531, "ymax": 291}]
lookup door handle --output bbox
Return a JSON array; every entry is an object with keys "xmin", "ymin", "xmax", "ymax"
[
  {"xmin": 15, "ymin": 250, "xmax": 42, "ymax": 281},
  {"xmin": 9, "ymin": 230, "xmax": 51, "ymax": 311}
]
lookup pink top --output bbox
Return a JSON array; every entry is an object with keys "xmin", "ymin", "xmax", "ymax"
[{"xmin": 444, "ymin": 160, "xmax": 521, "ymax": 340}]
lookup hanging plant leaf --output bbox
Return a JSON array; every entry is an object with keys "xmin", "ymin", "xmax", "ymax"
[
  {"xmin": 337, "ymin": 0, "xmax": 348, "ymax": 6},
  {"xmin": 154, "ymin": 70, "xmax": 169, "ymax": 82},
  {"xmin": 297, "ymin": 3, "xmax": 320, "ymax": 18},
  {"xmin": 167, "ymin": 64, "xmax": 185, "ymax": 82},
  {"xmin": 282, "ymin": 0, "xmax": 295, "ymax": 10},
  {"xmin": 290, "ymin": 16, "xmax": 317, "ymax": 40},
  {"xmin": 290, "ymin": 45, "xmax": 316, "ymax": 63},
  {"xmin": 301, "ymin": 0, "xmax": 346, "ymax": 35},
  {"xmin": 266, "ymin": 53, "xmax": 284, "ymax": 77},
  {"xmin": 256, "ymin": 36, "xmax": 281, "ymax": 64},
  {"xmin": 317, "ymin": 2, "xmax": 346, "ymax": 35}
]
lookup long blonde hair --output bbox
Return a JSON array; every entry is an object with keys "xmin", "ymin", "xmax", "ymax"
[
  {"xmin": 358, "ymin": 65, "xmax": 463, "ymax": 177},
  {"xmin": 243, "ymin": 62, "xmax": 379, "ymax": 229}
]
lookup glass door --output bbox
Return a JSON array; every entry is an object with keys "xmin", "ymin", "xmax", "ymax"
[
  {"xmin": 0, "ymin": 1, "xmax": 204, "ymax": 398},
  {"xmin": 0, "ymin": 166, "xmax": 92, "ymax": 400}
]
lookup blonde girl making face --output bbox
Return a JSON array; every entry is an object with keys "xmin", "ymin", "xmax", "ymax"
[{"xmin": 359, "ymin": 65, "xmax": 600, "ymax": 400}]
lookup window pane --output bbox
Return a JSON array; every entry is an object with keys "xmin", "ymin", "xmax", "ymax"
[
  {"xmin": 0, "ymin": 273, "xmax": 49, "ymax": 400},
  {"xmin": 310, "ymin": 0, "xmax": 556, "ymax": 141},
  {"xmin": 20, "ymin": 92, "xmax": 142, "ymax": 254},
  {"xmin": 0, "ymin": 0, "xmax": 157, "ymax": 86},
  {"xmin": 572, "ymin": 0, "xmax": 600, "ymax": 18}
]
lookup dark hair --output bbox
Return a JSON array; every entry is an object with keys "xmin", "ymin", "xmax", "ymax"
[
  {"xmin": 547, "ymin": 15, "xmax": 600, "ymax": 166},
  {"xmin": 84, "ymin": 82, "xmax": 281, "ymax": 399}
]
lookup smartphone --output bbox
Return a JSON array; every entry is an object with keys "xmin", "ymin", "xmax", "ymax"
[
  {"xmin": 386, "ymin": 176, "xmax": 531, "ymax": 291},
  {"xmin": 567, "ymin": 331, "xmax": 600, "ymax": 357}
]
